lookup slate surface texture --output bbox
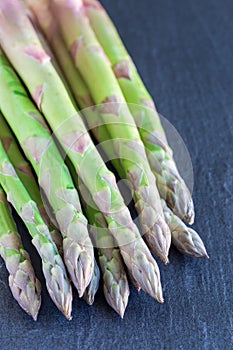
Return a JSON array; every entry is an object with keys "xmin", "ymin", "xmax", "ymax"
[{"xmin": 0, "ymin": 0, "xmax": 232, "ymax": 349}]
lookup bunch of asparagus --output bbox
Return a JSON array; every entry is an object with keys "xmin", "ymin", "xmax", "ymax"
[{"xmin": 0, "ymin": 0, "xmax": 208, "ymax": 320}]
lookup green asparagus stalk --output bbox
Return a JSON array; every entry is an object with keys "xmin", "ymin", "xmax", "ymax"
[
  {"xmin": 0, "ymin": 185, "xmax": 41, "ymax": 320},
  {"xmin": 0, "ymin": 0, "xmax": 164, "ymax": 301},
  {"xmin": 0, "ymin": 50, "xmax": 94, "ymax": 297},
  {"xmin": 83, "ymin": 258, "xmax": 100, "ymax": 305},
  {"xmin": 67, "ymin": 158, "xmax": 130, "ymax": 316},
  {"xmin": 22, "ymin": 8, "xmax": 199, "ymax": 264},
  {"xmin": 162, "ymin": 200, "xmax": 208, "ymax": 258},
  {"xmin": 78, "ymin": 181, "xmax": 130, "ymax": 318},
  {"xmin": 0, "ymin": 113, "xmax": 63, "ymax": 255},
  {"xmin": 82, "ymin": 0, "xmax": 194, "ymax": 224},
  {"xmin": 0, "ymin": 141, "xmax": 73, "ymax": 319},
  {"xmin": 25, "ymin": 1, "xmax": 92, "ymax": 110},
  {"xmin": 28, "ymin": 0, "xmax": 171, "ymax": 263}
]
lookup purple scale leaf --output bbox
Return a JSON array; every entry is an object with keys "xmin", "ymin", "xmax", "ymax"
[
  {"xmin": 101, "ymin": 96, "xmax": 121, "ymax": 116},
  {"xmin": 56, "ymin": 206, "xmax": 75, "ymax": 234},
  {"xmin": 93, "ymin": 187, "xmax": 111, "ymax": 215},
  {"xmin": 83, "ymin": 0, "xmax": 103, "ymax": 10},
  {"xmin": 33, "ymin": 84, "xmax": 45, "ymax": 111},
  {"xmin": 23, "ymin": 45, "xmax": 50, "ymax": 64},
  {"xmin": 0, "ymin": 162, "xmax": 17, "ymax": 178},
  {"xmin": 61, "ymin": 130, "xmax": 91, "ymax": 156},
  {"xmin": 40, "ymin": 169, "xmax": 51, "ymax": 199},
  {"xmin": 21, "ymin": 202, "xmax": 35, "ymax": 224},
  {"xmin": 141, "ymin": 98, "xmax": 156, "ymax": 111},
  {"xmin": 23, "ymin": 136, "xmax": 51, "ymax": 163},
  {"xmin": 70, "ymin": 37, "xmax": 83, "ymax": 61},
  {"xmin": 101, "ymin": 173, "xmax": 119, "ymax": 192},
  {"xmin": 56, "ymin": 188, "xmax": 81, "ymax": 212},
  {"xmin": 113, "ymin": 60, "xmax": 131, "ymax": 80}
]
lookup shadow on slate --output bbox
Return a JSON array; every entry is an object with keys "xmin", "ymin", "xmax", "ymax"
[{"xmin": 0, "ymin": 0, "xmax": 233, "ymax": 349}]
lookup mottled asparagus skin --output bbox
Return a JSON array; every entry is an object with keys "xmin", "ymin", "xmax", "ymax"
[
  {"xmin": 162, "ymin": 200, "xmax": 208, "ymax": 258},
  {"xmin": 28, "ymin": 0, "xmax": 171, "ymax": 263},
  {"xmin": 78, "ymin": 181, "xmax": 130, "ymax": 318},
  {"xmin": 83, "ymin": 258, "xmax": 100, "ymax": 305},
  {"xmin": 0, "ymin": 49, "xmax": 94, "ymax": 297},
  {"xmin": 0, "ymin": 142, "xmax": 72, "ymax": 319},
  {"xmin": 83, "ymin": 0, "xmax": 194, "ymax": 224},
  {"xmin": 0, "ymin": 0, "xmax": 164, "ymax": 301},
  {"xmin": 0, "ymin": 113, "xmax": 63, "ymax": 255},
  {"xmin": 0, "ymin": 185, "xmax": 41, "ymax": 320}
]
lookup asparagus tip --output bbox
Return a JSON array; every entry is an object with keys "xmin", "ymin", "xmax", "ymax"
[
  {"xmin": 32, "ymin": 313, "xmax": 38, "ymax": 322},
  {"xmin": 202, "ymin": 253, "xmax": 209, "ymax": 259},
  {"xmin": 184, "ymin": 202, "xmax": 195, "ymax": 225},
  {"xmin": 163, "ymin": 256, "xmax": 170, "ymax": 265},
  {"xmin": 158, "ymin": 296, "xmax": 164, "ymax": 304},
  {"xmin": 117, "ymin": 304, "xmax": 127, "ymax": 319},
  {"xmin": 64, "ymin": 311, "xmax": 73, "ymax": 321},
  {"xmin": 86, "ymin": 299, "xmax": 94, "ymax": 306}
]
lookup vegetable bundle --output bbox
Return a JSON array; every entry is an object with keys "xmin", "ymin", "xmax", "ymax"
[{"xmin": 0, "ymin": 0, "xmax": 208, "ymax": 320}]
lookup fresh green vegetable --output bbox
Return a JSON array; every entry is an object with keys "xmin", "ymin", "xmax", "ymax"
[
  {"xmin": 0, "ymin": 141, "xmax": 72, "ymax": 319},
  {"xmin": 162, "ymin": 200, "xmax": 208, "ymax": 258},
  {"xmin": 0, "ymin": 113, "xmax": 63, "ymax": 255},
  {"xmin": 29, "ymin": 0, "xmax": 171, "ymax": 263},
  {"xmin": 0, "ymin": 0, "xmax": 164, "ymax": 301},
  {"xmin": 83, "ymin": 0, "xmax": 194, "ymax": 224},
  {"xmin": 78, "ymin": 180, "xmax": 130, "ymax": 318},
  {"xmin": 0, "ymin": 185, "xmax": 41, "ymax": 320},
  {"xmin": 0, "ymin": 48, "xmax": 94, "ymax": 297}
]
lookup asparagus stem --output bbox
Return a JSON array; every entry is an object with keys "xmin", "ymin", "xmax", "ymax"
[
  {"xmin": 0, "ymin": 141, "xmax": 73, "ymax": 319},
  {"xmin": 0, "ymin": 49, "xmax": 94, "ymax": 297},
  {"xmin": 27, "ymin": 0, "xmax": 171, "ymax": 263},
  {"xmin": 0, "ymin": 0, "xmax": 164, "ymax": 301},
  {"xmin": 0, "ymin": 185, "xmax": 41, "ymax": 320},
  {"xmin": 0, "ymin": 112, "xmax": 63, "ymax": 255},
  {"xmin": 162, "ymin": 200, "xmax": 208, "ymax": 258},
  {"xmin": 83, "ymin": 0, "xmax": 195, "ymax": 224},
  {"xmin": 51, "ymin": 0, "xmax": 171, "ymax": 262},
  {"xmin": 78, "ymin": 181, "xmax": 130, "ymax": 318}
]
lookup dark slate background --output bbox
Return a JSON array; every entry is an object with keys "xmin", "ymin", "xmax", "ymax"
[{"xmin": 0, "ymin": 0, "xmax": 233, "ymax": 349}]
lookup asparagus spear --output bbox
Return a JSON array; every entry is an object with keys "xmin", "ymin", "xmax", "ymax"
[
  {"xmin": 0, "ymin": 141, "xmax": 73, "ymax": 319},
  {"xmin": 67, "ymin": 159, "xmax": 130, "ymax": 316},
  {"xmin": 83, "ymin": 0, "xmax": 194, "ymax": 224},
  {"xmin": 162, "ymin": 200, "xmax": 208, "ymax": 258},
  {"xmin": 28, "ymin": 0, "xmax": 171, "ymax": 263},
  {"xmin": 0, "ymin": 50, "xmax": 94, "ymax": 297},
  {"xmin": 83, "ymin": 258, "xmax": 100, "ymax": 305},
  {"xmin": 0, "ymin": 112, "xmax": 63, "ymax": 255},
  {"xmin": 0, "ymin": 0, "xmax": 163, "ymax": 301},
  {"xmin": 22, "ymin": 13, "xmax": 200, "ymax": 264},
  {"xmin": 78, "ymin": 181, "xmax": 130, "ymax": 318},
  {"xmin": 0, "ymin": 185, "xmax": 41, "ymax": 320}
]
